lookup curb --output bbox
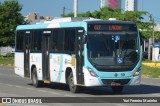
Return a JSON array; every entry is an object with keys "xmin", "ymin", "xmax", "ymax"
[
  {"xmin": 142, "ymin": 63, "xmax": 160, "ymax": 68},
  {"xmin": 0, "ymin": 64, "xmax": 14, "ymax": 67}
]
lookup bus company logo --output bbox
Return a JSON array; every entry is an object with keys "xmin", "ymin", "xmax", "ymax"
[{"xmin": 2, "ymin": 98, "xmax": 11, "ymax": 103}]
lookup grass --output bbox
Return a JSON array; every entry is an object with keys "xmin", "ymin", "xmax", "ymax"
[
  {"xmin": 142, "ymin": 58, "xmax": 160, "ymax": 63},
  {"xmin": 142, "ymin": 64, "xmax": 160, "ymax": 78},
  {"xmin": 0, "ymin": 53, "xmax": 14, "ymax": 66},
  {"xmin": 142, "ymin": 58, "xmax": 153, "ymax": 63}
]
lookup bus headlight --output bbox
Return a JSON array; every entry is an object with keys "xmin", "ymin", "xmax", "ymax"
[
  {"xmin": 88, "ymin": 67, "xmax": 98, "ymax": 77},
  {"xmin": 134, "ymin": 67, "xmax": 141, "ymax": 77}
]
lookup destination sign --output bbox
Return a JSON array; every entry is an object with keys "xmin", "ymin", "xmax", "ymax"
[{"xmin": 88, "ymin": 24, "xmax": 137, "ymax": 31}]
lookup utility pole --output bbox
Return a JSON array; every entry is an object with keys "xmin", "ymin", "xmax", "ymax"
[
  {"xmin": 148, "ymin": 38, "xmax": 152, "ymax": 60},
  {"xmin": 152, "ymin": 19, "xmax": 155, "ymax": 44},
  {"xmin": 149, "ymin": 14, "xmax": 155, "ymax": 45},
  {"xmin": 63, "ymin": 6, "xmax": 65, "ymax": 17},
  {"xmin": 74, "ymin": 0, "xmax": 78, "ymax": 17},
  {"xmin": 148, "ymin": 14, "xmax": 155, "ymax": 60}
]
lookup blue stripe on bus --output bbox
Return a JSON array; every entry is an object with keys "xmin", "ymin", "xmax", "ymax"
[
  {"xmin": 56, "ymin": 54, "xmax": 63, "ymax": 82},
  {"xmin": 16, "ymin": 24, "xmax": 49, "ymax": 30}
]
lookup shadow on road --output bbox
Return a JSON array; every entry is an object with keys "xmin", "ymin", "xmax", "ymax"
[
  {"xmin": 122, "ymin": 84, "xmax": 160, "ymax": 95},
  {"xmin": 28, "ymin": 83, "xmax": 160, "ymax": 96},
  {"xmin": 82, "ymin": 84, "xmax": 160, "ymax": 95}
]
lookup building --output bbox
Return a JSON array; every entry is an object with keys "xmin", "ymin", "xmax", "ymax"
[
  {"xmin": 154, "ymin": 24, "xmax": 160, "ymax": 31},
  {"xmin": 125, "ymin": 0, "xmax": 138, "ymax": 11},
  {"xmin": 25, "ymin": 12, "xmax": 54, "ymax": 24},
  {"xmin": 100, "ymin": 0, "xmax": 121, "ymax": 9}
]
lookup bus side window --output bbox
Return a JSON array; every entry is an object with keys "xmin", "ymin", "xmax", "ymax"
[
  {"xmin": 16, "ymin": 31, "xmax": 24, "ymax": 51},
  {"xmin": 32, "ymin": 31, "xmax": 42, "ymax": 52},
  {"xmin": 52, "ymin": 30, "xmax": 64, "ymax": 52},
  {"xmin": 64, "ymin": 29, "xmax": 75, "ymax": 52},
  {"xmin": 52, "ymin": 31, "xmax": 58, "ymax": 51}
]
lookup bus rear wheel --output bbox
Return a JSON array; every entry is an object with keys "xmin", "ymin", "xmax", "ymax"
[
  {"xmin": 68, "ymin": 72, "xmax": 80, "ymax": 93},
  {"xmin": 32, "ymin": 68, "xmax": 43, "ymax": 87},
  {"xmin": 111, "ymin": 86, "xmax": 123, "ymax": 94}
]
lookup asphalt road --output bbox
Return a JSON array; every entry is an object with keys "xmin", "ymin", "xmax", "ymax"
[{"xmin": 0, "ymin": 66, "xmax": 159, "ymax": 106}]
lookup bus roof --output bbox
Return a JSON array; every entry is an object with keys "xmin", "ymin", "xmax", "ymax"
[{"xmin": 16, "ymin": 17, "xmax": 136, "ymax": 30}]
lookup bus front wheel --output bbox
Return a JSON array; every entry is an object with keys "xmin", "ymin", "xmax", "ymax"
[
  {"xmin": 68, "ymin": 72, "xmax": 80, "ymax": 93},
  {"xmin": 32, "ymin": 68, "xmax": 43, "ymax": 87},
  {"xmin": 111, "ymin": 86, "xmax": 123, "ymax": 94}
]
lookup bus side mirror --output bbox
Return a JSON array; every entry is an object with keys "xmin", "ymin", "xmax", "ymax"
[{"xmin": 82, "ymin": 35, "xmax": 87, "ymax": 44}]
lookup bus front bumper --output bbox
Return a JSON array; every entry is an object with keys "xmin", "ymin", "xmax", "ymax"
[{"xmin": 83, "ymin": 69, "xmax": 141, "ymax": 86}]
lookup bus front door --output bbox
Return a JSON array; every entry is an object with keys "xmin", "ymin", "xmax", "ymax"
[
  {"xmin": 75, "ymin": 28, "xmax": 85, "ymax": 85},
  {"xmin": 24, "ymin": 33, "xmax": 31, "ymax": 78},
  {"xmin": 42, "ymin": 32, "xmax": 51, "ymax": 80}
]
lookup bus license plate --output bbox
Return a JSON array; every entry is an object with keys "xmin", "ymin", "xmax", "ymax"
[{"xmin": 111, "ymin": 82, "xmax": 121, "ymax": 86}]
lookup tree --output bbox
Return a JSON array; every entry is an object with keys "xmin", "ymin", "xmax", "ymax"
[
  {"xmin": 123, "ymin": 11, "xmax": 152, "ymax": 39},
  {"xmin": 100, "ymin": 7, "xmax": 124, "ymax": 20},
  {"xmin": 123, "ymin": 11, "xmax": 147, "ymax": 22},
  {"xmin": 78, "ymin": 11, "xmax": 92, "ymax": 17},
  {"xmin": 0, "ymin": 0, "xmax": 24, "ymax": 46},
  {"xmin": 61, "ymin": 13, "xmax": 74, "ymax": 17}
]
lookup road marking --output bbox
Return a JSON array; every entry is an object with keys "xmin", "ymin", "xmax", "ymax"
[
  {"xmin": 151, "ymin": 94, "xmax": 160, "ymax": 97},
  {"xmin": 4, "ymin": 84, "xmax": 13, "ymax": 87},
  {"xmin": 50, "ymin": 92, "xmax": 60, "ymax": 95},
  {"xmin": 65, "ymin": 94, "xmax": 76, "ymax": 97},
  {"xmin": 15, "ymin": 85, "xmax": 26, "ymax": 89},
  {"xmin": 38, "ymin": 90, "xmax": 48, "ymax": 93},
  {"xmin": 25, "ymin": 88, "xmax": 35, "ymax": 90},
  {"xmin": 115, "ymin": 104, "xmax": 127, "ymax": 106}
]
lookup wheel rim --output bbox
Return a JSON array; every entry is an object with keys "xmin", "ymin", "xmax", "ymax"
[
  {"xmin": 32, "ymin": 73, "xmax": 37, "ymax": 85},
  {"xmin": 69, "ymin": 75, "xmax": 75, "ymax": 89}
]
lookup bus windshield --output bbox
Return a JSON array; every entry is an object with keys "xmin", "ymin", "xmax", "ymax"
[{"xmin": 87, "ymin": 32, "xmax": 139, "ymax": 66}]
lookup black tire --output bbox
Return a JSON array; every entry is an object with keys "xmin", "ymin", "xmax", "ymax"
[
  {"xmin": 68, "ymin": 72, "xmax": 80, "ymax": 93},
  {"xmin": 111, "ymin": 86, "xmax": 124, "ymax": 94},
  {"xmin": 32, "ymin": 68, "xmax": 43, "ymax": 87}
]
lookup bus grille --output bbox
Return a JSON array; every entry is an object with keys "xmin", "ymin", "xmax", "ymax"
[{"xmin": 101, "ymin": 79, "xmax": 130, "ymax": 85}]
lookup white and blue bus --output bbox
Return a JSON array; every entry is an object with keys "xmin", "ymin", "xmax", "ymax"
[{"xmin": 15, "ymin": 17, "xmax": 142, "ymax": 93}]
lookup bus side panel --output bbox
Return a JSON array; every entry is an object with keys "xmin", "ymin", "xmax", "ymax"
[
  {"xmin": 50, "ymin": 54, "xmax": 75, "ymax": 84},
  {"xmin": 30, "ymin": 53, "xmax": 43, "ymax": 80},
  {"xmin": 49, "ymin": 54, "xmax": 60, "ymax": 82},
  {"xmin": 63, "ymin": 54, "xmax": 76, "ymax": 84},
  {"xmin": 15, "ymin": 52, "xmax": 24, "ymax": 77}
]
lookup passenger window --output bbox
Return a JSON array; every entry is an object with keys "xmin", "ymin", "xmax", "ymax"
[
  {"xmin": 16, "ymin": 31, "xmax": 24, "ymax": 51},
  {"xmin": 64, "ymin": 29, "xmax": 75, "ymax": 52},
  {"xmin": 32, "ymin": 31, "xmax": 42, "ymax": 51}
]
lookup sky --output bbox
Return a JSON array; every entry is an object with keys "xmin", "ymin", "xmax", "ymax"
[{"xmin": 1, "ymin": 0, "xmax": 160, "ymax": 23}]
